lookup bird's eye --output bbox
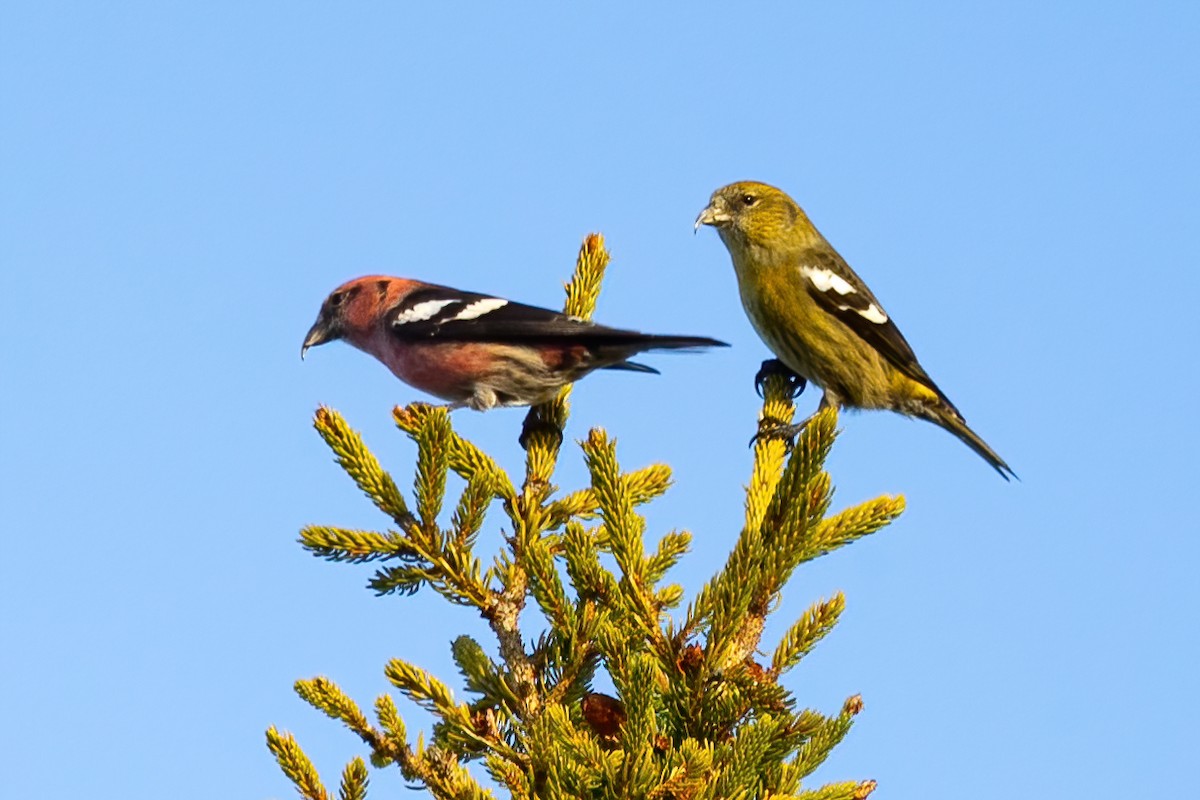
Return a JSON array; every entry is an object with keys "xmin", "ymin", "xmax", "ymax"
[
  {"xmin": 741, "ymin": 194, "xmax": 757, "ymax": 207},
  {"xmin": 329, "ymin": 292, "xmax": 345, "ymax": 307}
]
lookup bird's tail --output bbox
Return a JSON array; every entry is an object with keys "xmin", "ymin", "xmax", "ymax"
[
  {"xmin": 923, "ymin": 406, "xmax": 1017, "ymax": 481},
  {"xmin": 596, "ymin": 334, "xmax": 726, "ymax": 374},
  {"xmin": 603, "ymin": 360, "xmax": 659, "ymax": 374},
  {"xmin": 642, "ymin": 334, "xmax": 730, "ymax": 352}
]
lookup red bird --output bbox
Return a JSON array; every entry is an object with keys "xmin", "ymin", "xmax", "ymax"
[{"xmin": 302, "ymin": 276, "xmax": 727, "ymax": 410}]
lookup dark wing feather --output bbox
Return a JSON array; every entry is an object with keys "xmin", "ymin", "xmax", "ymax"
[
  {"xmin": 388, "ymin": 284, "xmax": 723, "ymax": 349},
  {"xmin": 386, "ymin": 285, "xmax": 594, "ymax": 340},
  {"xmin": 801, "ymin": 250, "xmax": 953, "ymax": 406}
]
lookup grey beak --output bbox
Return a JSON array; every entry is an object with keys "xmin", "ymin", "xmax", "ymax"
[
  {"xmin": 301, "ymin": 317, "xmax": 340, "ymax": 360},
  {"xmin": 694, "ymin": 203, "xmax": 728, "ymax": 232}
]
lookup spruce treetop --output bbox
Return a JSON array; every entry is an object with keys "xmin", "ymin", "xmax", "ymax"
[{"xmin": 270, "ymin": 234, "xmax": 903, "ymax": 800}]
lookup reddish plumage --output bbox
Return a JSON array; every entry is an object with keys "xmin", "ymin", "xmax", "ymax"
[{"xmin": 303, "ymin": 275, "xmax": 726, "ymax": 409}]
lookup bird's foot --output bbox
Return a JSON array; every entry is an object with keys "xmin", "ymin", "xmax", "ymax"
[
  {"xmin": 519, "ymin": 414, "xmax": 564, "ymax": 451},
  {"xmin": 749, "ymin": 415, "xmax": 815, "ymax": 450},
  {"xmin": 754, "ymin": 359, "xmax": 806, "ymax": 399}
]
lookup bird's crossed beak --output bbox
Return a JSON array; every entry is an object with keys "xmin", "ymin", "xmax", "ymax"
[
  {"xmin": 301, "ymin": 316, "xmax": 341, "ymax": 360},
  {"xmin": 694, "ymin": 201, "xmax": 730, "ymax": 233}
]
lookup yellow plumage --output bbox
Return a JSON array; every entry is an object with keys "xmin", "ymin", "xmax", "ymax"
[{"xmin": 697, "ymin": 181, "xmax": 1014, "ymax": 479}]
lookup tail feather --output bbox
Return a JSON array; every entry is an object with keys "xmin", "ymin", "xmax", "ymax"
[
  {"xmin": 603, "ymin": 361, "xmax": 659, "ymax": 374},
  {"xmin": 638, "ymin": 334, "xmax": 730, "ymax": 352},
  {"xmin": 926, "ymin": 408, "xmax": 1017, "ymax": 481},
  {"xmin": 596, "ymin": 334, "xmax": 726, "ymax": 373}
]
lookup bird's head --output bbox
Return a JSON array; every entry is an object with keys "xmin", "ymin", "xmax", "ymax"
[
  {"xmin": 302, "ymin": 276, "xmax": 403, "ymax": 358},
  {"xmin": 695, "ymin": 181, "xmax": 807, "ymax": 249}
]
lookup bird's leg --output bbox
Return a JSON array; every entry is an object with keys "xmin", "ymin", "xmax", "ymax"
[
  {"xmin": 751, "ymin": 389, "xmax": 835, "ymax": 449},
  {"xmin": 754, "ymin": 358, "xmax": 806, "ymax": 399},
  {"xmin": 750, "ymin": 359, "xmax": 808, "ymax": 447},
  {"xmin": 519, "ymin": 408, "xmax": 564, "ymax": 451},
  {"xmin": 752, "ymin": 412, "xmax": 813, "ymax": 449}
]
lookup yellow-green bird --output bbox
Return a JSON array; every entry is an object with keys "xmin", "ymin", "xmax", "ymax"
[{"xmin": 696, "ymin": 180, "xmax": 1014, "ymax": 479}]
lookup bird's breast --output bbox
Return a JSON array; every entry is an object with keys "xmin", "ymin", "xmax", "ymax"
[{"xmin": 735, "ymin": 266, "xmax": 819, "ymax": 381}]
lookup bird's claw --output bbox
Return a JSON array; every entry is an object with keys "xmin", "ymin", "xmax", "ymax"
[
  {"xmin": 749, "ymin": 419, "xmax": 807, "ymax": 449},
  {"xmin": 519, "ymin": 414, "xmax": 564, "ymax": 451},
  {"xmin": 754, "ymin": 359, "xmax": 806, "ymax": 399}
]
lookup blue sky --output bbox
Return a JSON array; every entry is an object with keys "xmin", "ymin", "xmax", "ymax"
[{"xmin": 3, "ymin": 2, "xmax": 1197, "ymax": 797}]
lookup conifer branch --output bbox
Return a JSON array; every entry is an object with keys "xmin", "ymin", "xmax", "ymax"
[
  {"xmin": 372, "ymin": 694, "xmax": 409, "ymax": 766},
  {"xmin": 562, "ymin": 520, "xmax": 618, "ymax": 602},
  {"xmin": 384, "ymin": 658, "xmax": 468, "ymax": 721},
  {"xmin": 534, "ymin": 605, "xmax": 602, "ymax": 708},
  {"xmin": 582, "ymin": 429, "xmax": 663, "ymax": 639},
  {"xmin": 295, "ymin": 677, "xmax": 374, "ymax": 740},
  {"xmin": 646, "ymin": 529, "xmax": 691, "ymax": 585},
  {"xmin": 517, "ymin": 233, "xmax": 609, "ymax": 492},
  {"xmin": 413, "ymin": 407, "xmax": 452, "ymax": 532},
  {"xmin": 682, "ymin": 373, "xmax": 799, "ymax": 646},
  {"xmin": 521, "ymin": 534, "xmax": 574, "ymax": 631},
  {"xmin": 394, "ymin": 404, "xmax": 517, "ymax": 502},
  {"xmin": 792, "ymin": 695, "xmax": 864, "ymax": 779},
  {"xmin": 267, "ymin": 727, "xmax": 330, "ymax": 800},
  {"xmin": 712, "ymin": 714, "xmax": 788, "ymax": 798},
  {"xmin": 793, "ymin": 779, "xmax": 877, "ymax": 800},
  {"xmin": 276, "ymin": 234, "xmax": 904, "ymax": 799},
  {"xmin": 451, "ymin": 474, "xmax": 493, "ymax": 549},
  {"xmin": 314, "ymin": 407, "xmax": 417, "ymax": 531},
  {"xmin": 770, "ymin": 593, "xmax": 846, "ymax": 676},
  {"xmin": 300, "ymin": 526, "xmax": 419, "ymax": 563},
  {"xmin": 403, "ymin": 741, "xmax": 495, "ymax": 800},
  {"xmin": 545, "ymin": 463, "xmax": 672, "ymax": 526},
  {"xmin": 804, "ymin": 496, "xmax": 906, "ymax": 564},
  {"xmin": 451, "ymin": 635, "xmax": 523, "ymax": 710},
  {"xmin": 337, "ymin": 758, "xmax": 369, "ymax": 800}
]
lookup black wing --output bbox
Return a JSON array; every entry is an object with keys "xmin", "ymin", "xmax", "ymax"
[
  {"xmin": 800, "ymin": 249, "xmax": 954, "ymax": 408},
  {"xmin": 387, "ymin": 284, "xmax": 668, "ymax": 346}
]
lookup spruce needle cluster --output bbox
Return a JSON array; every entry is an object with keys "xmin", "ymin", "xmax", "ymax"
[{"xmin": 269, "ymin": 235, "xmax": 904, "ymax": 800}]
